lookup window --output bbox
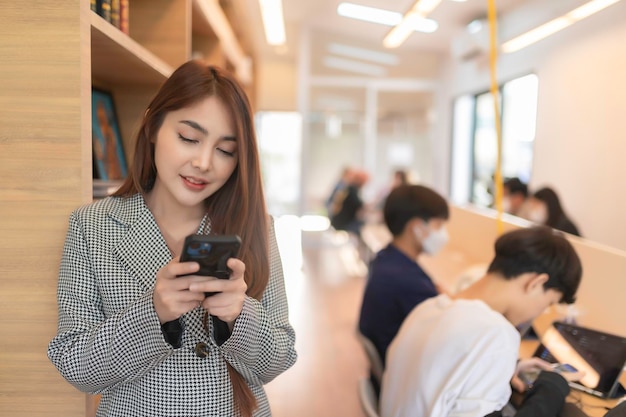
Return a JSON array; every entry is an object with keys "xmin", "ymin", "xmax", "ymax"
[
  {"xmin": 256, "ymin": 112, "xmax": 303, "ymax": 216},
  {"xmin": 450, "ymin": 73, "xmax": 538, "ymax": 207}
]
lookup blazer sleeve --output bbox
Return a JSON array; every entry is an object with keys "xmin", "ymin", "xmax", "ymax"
[
  {"xmin": 47, "ymin": 210, "xmax": 175, "ymax": 394},
  {"xmin": 217, "ymin": 216, "xmax": 298, "ymax": 385}
]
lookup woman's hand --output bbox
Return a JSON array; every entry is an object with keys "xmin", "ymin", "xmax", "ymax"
[
  {"xmin": 190, "ymin": 258, "xmax": 247, "ymax": 325},
  {"xmin": 152, "ymin": 259, "xmax": 211, "ymax": 324}
]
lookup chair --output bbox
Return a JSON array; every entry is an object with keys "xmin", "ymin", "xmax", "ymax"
[
  {"xmin": 357, "ymin": 332, "xmax": 384, "ymax": 388},
  {"xmin": 358, "ymin": 378, "xmax": 380, "ymax": 417}
]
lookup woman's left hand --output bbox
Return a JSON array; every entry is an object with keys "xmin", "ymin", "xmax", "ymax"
[{"xmin": 189, "ymin": 258, "xmax": 247, "ymax": 325}]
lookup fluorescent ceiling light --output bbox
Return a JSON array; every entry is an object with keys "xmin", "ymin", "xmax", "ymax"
[
  {"xmin": 259, "ymin": 0, "xmax": 286, "ymax": 45},
  {"xmin": 501, "ymin": 0, "xmax": 621, "ymax": 53},
  {"xmin": 337, "ymin": 3, "xmax": 401, "ymax": 26},
  {"xmin": 323, "ymin": 56, "xmax": 388, "ymax": 77},
  {"xmin": 384, "ymin": 0, "xmax": 443, "ymax": 48},
  {"xmin": 337, "ymin": 2, "xmax": 438, "ymax": 33},
  {"xmin": 568, "ymin": 0, "xmax": 620, "ymax": 19},
  {"xmin": 328, "ymin": 43, "xmax": 399, "ymax": 65}
]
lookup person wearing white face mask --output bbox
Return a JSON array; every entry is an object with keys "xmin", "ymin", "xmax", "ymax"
[
  {"xmin": 502, "ymin": 177, "xmax": 528, "ymax": 216},
  {"xmin": 358, "ymin": 184, "xmax": 450, "ymax": 394},
  {"xmin": 413, "ymin": 220, "xmax": 449, "ymax": 255},
  {"xmin": 524, "ymin": 187, "xmax": 581, "ymax": 237}
]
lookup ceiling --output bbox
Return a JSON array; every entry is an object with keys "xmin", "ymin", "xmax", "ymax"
[
  {"xmin": 226, "ymin": 0, "xmax": 531, "ymax": 116},
  {"xmin": 231, "ymin": 0, "xmax": 528, "ymax": 63}
]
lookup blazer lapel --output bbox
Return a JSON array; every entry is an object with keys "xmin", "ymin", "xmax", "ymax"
[{"xmin": 111, "ymin": 195, "xmax": 172, "ymax": 293}]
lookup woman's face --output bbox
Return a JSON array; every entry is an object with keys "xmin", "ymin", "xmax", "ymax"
[
  {"xmin": 151, "ymin": 96, "xmax": 238, "ymax": 210},
  {"xmin": 526, "ymin": 197, "xmax": 548, "ymax": 224}
]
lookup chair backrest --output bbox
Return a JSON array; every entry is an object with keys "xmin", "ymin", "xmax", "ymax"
[
  {"xmin": 357, "ymin": 332, "xmax": 384, "ymax": 386},
  {"xmin": 358, "ymin": 378, "xmax": 380, "ymax": 417}
]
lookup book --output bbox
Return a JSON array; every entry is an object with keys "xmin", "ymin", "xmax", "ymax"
[
  {"xmin": 110, "ymin": 0, "xmax": 120, "ymax": 29},
  {"xmin": 99, "ymin": 0, "xmax": 111, "ymax": 23},
  {"xmin": 90, "ymin": 0, "xmax": 97, "ymax": 12},
  {"xmin": 119, "ymin": 0, "xmax": 129, "ymax": 34}
]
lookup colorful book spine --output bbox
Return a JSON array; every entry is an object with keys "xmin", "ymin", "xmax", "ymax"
[
  {"xmin": 119, "ymin": 0, "xmax": 129, "ymax": 34},
  {"xmin": 110, "ymin": 0, "xmax": 120, "ymax": 28},
  {"xmin": 100, "ymin": 0, "xmax": 112, "ymax": 23}
]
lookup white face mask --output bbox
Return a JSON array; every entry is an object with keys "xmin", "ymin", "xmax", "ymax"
[
  {"xmin": 527, "ymin": 206, "xmax": 548, "ymax": 224},
  {"xmin": 501, "ymin": 197, "xmax": 512, "ymax": 214},
  {"xmin": 414, "ymin": 224, "xmax": 449, "ymax": 255}
]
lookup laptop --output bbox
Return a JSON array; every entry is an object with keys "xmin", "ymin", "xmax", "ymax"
[{"xmin": 530, "ymin": 321, "xmax": 626, "ymax": 399}]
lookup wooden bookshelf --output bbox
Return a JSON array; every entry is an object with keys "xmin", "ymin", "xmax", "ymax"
[
  {"xmin": 89, "ymin": 0, "xmax": 248, "ymax": 198},
  {"xmin": 91, "ymin": 11, "xmax": 172, "ymax": 85},
  {"xmin": 0, "ymin": 1, "xmax": 253, "ymax": 416}
]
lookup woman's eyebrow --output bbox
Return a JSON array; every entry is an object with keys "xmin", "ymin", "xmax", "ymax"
[{"xmin": 179, "ymin": 120, "xmax": 208, "ymax": 135}]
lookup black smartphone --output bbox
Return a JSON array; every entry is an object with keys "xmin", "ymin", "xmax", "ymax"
[{"xmin": 179, "ymin": 235, "xmax": 241, "ymax": 295}]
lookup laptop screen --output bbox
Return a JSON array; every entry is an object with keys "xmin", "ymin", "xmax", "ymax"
[{"xmin": 534, "ymin": 321, "xmax": 626, "ymax": 398}]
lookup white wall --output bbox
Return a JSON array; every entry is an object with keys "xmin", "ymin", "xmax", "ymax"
[{"xmin": 439, "ymin": 0, "xmax": 626, "ymax": 251}]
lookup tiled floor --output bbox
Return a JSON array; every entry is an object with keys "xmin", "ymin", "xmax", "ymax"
[{"xmin": 265, "ymin": 223, "xmax": 370, "ymax": 417}]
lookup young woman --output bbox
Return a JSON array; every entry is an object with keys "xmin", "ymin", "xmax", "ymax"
[
  {"xmin": 48, "ymin": 61, "xmax": 297, "ymax": 416},
  {"xmin": 526, "ymin": 187, "xmax": 581, "ymax": 237}
]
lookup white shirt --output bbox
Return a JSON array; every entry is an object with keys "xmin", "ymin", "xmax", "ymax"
[{"xmin": 380, "ymin": 294, "xmax": 520, "ymax": 417}]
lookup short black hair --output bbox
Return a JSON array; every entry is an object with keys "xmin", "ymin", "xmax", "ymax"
[
  {"xmin": 487, "ymin": 226, "xmax": 582, "ymax": 304},
  {"xmin": 504, "ymin": 177, "xmax": 528, "ymax": 197},
  {"xmin": 383, "ymin": 185, "xmax": 449, "ymax": 236}
]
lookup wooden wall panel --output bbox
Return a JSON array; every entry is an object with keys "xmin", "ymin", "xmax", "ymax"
[
  {"xmin": 130, "ymin": 0, "xmax": 191, "ymax": 68},
  {"xmin": 0, "ymin": 1, "xmax": 90, "ymax": 416}
]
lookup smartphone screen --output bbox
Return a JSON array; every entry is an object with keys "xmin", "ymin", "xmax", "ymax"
[{"xmin": 553, "ymin": 363, "xmax": 578, "ymax": 373}]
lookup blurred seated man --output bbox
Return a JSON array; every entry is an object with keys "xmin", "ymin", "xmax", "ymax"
[
  {"xmin": 381, "ymin": 226, "xmax": 584, "ymax": 417},
  {"xmin": 358, "ymin": 184, "xmax": 450, "ymax": 374},
  {"xmin": 329, "ymin": 169, "xmax": 369, "ymax": 237},
  {"xmin": 503, "ymin": 177, "xmax": 528, "ymax": 216}
]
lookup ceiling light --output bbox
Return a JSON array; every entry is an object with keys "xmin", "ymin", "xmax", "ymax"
[
  {"xmin": 337, "ymin": 2, "xmax": 401, "ymax": 26},
  {"xmin": 412, "ymin": 0, "xmax": 444, "ymax": 15},
  {"xmin": 323, "ymin": 56, "xmax": 388, "ymax": 77},
  {"xmin": 501, "ymin": 0, "xmax": 621, "ymax": 53},
  {"xmin": 328, "ymin": 43, "xmax": 399, "ymax": 65},
  {"xmin": 383, "ymin": 0, "xmax": 443, "ymax": 48},
  {"xmin": 568, "ymin": 0, "xmax": 620, "ymax": 19},
  {"xmin": 466, "ymin": 19, "xmax": 483, "ymax": 34},
  {"xmin": 337, "ymin": 2, "xmax": 437, "ymax": 33},
  {"xmin": 259, "ymin": 0, "xmax": 286, "ymax": 46},
  {"xmin": 413, "ymin": 18, "xmax": 438, "ymax": 33}
]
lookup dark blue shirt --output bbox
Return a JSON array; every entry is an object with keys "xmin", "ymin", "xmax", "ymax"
[{"xmin": 358, "ymin": 243, "xmax": 438, "ymax": 364}]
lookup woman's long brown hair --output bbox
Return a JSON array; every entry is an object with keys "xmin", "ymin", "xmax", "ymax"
[{"xmin": 114, "ymin": 61, "xmax": 268, "ymax": 416}]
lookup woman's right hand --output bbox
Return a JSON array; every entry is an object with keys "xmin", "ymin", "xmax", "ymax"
[{"xmin": 152, "ymin": 259, "xmax": 210, "ymax": 323}]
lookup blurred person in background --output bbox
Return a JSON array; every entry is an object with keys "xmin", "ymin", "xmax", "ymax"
[
  {"xmin": 329, "ymin": 169, "xmax": 369, "ymax": 237},
  {"xmin": 502, "ymin": 177, "xmax": 528, "ymax": 216},
  {"xmin": 359, "ymin": 184, "xmax": 450, "ymax": 379},
  {"xmin": 525, "ymin": 187, "xmax": 581, "ymax": 237},
  {"xmin": 325, "ymin": 165, "xmax": 353, "ymax": 217}
]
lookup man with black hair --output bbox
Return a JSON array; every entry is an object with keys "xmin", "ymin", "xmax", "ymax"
[
  {"xmin": 359, "ymin": 184, "xmax": 450, "ymax": 370},
  {"xmin": 503, "ymin": 177, "xmax": 529, "ymax": 216},
  {"xmin": 381, "ymin": 226, "xmax": 585, "ymax": 417}
]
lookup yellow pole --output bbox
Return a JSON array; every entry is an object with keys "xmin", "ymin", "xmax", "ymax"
[{"xmin": 487, "ymin": 0, "xmax": 504, "ymax": 235}]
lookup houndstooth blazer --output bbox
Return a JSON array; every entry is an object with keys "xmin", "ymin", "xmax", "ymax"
[{"xmin": 47, "ymin": 193, "xmax": 297, "ymax": 416}]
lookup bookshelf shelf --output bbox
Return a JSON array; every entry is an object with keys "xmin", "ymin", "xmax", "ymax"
[{"xmin": 90, "ymin": 11, "xmax": 172, "ymax": 85}]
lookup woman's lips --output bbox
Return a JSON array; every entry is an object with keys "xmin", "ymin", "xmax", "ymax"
[{"xmin": 181, "ymin": 175, "xmax": 208, "ymax": 190}]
